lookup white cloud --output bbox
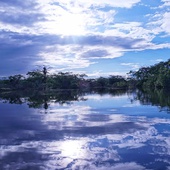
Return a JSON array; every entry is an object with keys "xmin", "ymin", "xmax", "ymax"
[
  {"xmin": 103, "ymin": 21, "xmax": 170, "ymax": 51},
  {"xmin": 71, "ymin": 162, "xmax": 151, "ymax": 170},
  {"xmin": 1, "ymin": 0, "xmax": 170, "ymax": 76},
  {"xmin": 0, "ymin": 0, "xmax": 140, "ymax": 36},
  {"xmin": 105, "ymin": 22, "xmax": 153, "ymax": 40},
  {"xmin": 161, "ymin": 12, "xmax": 170, "ymax": 35},
  {"xmin": 146, "ymin": 11, "xmax": 170, "ymax": 36},
  {"xmin": 36, "ymin": 51, "xmax": 94, "ymax": 71},
  {"xmin": 155, "ymin": 58, "xmax": 164, "ymax": 62},
  {"xmin": 34, "ymin": 3, "xmax": 117, "ymax": 36},
  {"xmin": 121, "ymin": 63, "xmax": 140, "ymax": 70},
  {"xmin": 160, "ymin": 0, "xmax": 170, "ymax": 7},
  {"xmin": 88, "ymin": 71, "xmax": 127, "ymax": 77},
  {"xmin": 47, "ymin": 0, "xmax": 141, "ymax": 8},
  {"xmin": 33, "ymin": 42, "xmax": 126, "ymax": 73}
]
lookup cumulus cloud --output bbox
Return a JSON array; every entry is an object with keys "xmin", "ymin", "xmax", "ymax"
[
  {"xmin": 0, "ymin": 0, "xmax": 170, "ymax": 76},
  {"xmin": 160, "ymin": 0, "xmax": 170, "ymax": 7},
  {"xmin": 0, "ymin": 0, "xmax": 43, "ymax": 26},
  {"xmin": 161, "ymin": 12, "xmax": 170, "ymax": 35}
]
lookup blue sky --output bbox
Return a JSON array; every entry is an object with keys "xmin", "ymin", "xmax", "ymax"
[{"xmin": 1, "ymin": 0, "xmax": 170, "ymax": 77}]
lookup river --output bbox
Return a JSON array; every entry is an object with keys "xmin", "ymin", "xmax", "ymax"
[{"xmin": 0, "ymin": 90, "xmax": 169, "ymax": 170}]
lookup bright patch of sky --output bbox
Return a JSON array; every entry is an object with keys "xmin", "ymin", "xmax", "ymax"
[{"xmin": 0, "ymin": 0, "xmax": 170, "ymax": 77}]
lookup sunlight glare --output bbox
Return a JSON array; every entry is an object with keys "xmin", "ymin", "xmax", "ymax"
[
  {"xmin": 45, "ymin": 12, "xmax": 86, "ymax": 35},
  {"xmin": 60, "ymin": 140, "xmax": 86, "ymax": 159},
  {"xmin": 58, "ymin": 13, "xmax": 86, "ymax": 35}
]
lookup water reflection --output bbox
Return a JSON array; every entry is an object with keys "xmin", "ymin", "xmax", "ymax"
[
  {"xmin": 0, "ymin": 90, "xmax": 170, "ymax": 169},
  {"xmin": 0, "ymin": 90, "xmax": 86, "ymax": 110},
  {"xmin": 131, "ymin": 88, "xmax": 170, "ymax": 113}
]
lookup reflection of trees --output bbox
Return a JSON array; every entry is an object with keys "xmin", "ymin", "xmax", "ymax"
[
  {"xmin": 0, "ymin": 91, "xmax": 24, "ymax": 104},
  {"xmin": 0, "ymin": 89, "xmax": 132, "ymax": 110},
  {"xmin": 132, "ymin": 89, "xmax": 170, "ymax": 112},
  {"xmin": 2, "ymin": 89, "xmax": 170, "ymax": 112},
  {"xmin": 27, "ymin": 90, "xmax": 86, "ymax": 109},
  {"xmin": 91, "ymin": 88, "xmax": 132, "ymax": 96},
  {"xmin": 0, "ymin": 90, "xmax": 86, "ymax": 110}
]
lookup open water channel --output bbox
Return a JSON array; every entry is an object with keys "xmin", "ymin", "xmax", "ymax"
[{"xmin": 0, "ymin": 90, "xmax": 169, "ymax": 170}]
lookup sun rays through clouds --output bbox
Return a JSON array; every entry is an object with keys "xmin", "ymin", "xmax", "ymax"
[{"xmin": 0, "ymin": 0, "xmax": 170, "ymax": 76}]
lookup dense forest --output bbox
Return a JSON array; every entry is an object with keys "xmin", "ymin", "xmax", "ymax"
[
  {"xmin": 1, "ymin": 59, "xmax": 170, "ymax": 111},
  {"xmin": 1, "ymin": 59, "xmax": 170, "ymax": 92},
  {"xmin": 129, "ymin": 59, "xmax": 170, "ymax": 89},
  {"xmin": 0, "ymin": 67, "xmax": 135, "ymax": 91}
]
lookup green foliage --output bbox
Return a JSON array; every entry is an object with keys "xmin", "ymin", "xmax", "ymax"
[
  {"xmin": 129, "ymin": 59, "xmax": 170, "ymax": 89},
  {"xmin": 0, "ymin": 67, "xmax": 132, "ymax": 91},
  {"xmin": 87, "ymin": 75, "xmax": 129, "ymax": 89}
]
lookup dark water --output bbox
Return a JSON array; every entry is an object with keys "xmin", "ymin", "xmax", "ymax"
[{"xmin": 0, "ymin": 90, "xmax": 170, "ymax": 170}]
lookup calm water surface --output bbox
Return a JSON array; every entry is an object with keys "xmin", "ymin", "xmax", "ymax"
[{"xmin": 0, "ymin": 91, "xmax": 170, "ymax": 170}]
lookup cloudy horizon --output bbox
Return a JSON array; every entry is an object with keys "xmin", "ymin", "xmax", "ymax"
[{"xmin": 1, "ymin": 0, "xmax": 170, "ymax": 77}]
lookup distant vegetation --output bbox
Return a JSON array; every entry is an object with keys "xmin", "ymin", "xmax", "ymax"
[
  {"xmin": 0, "ymin": 67, "xmax": 135, "ymax": 92},
  {"xmin": 1, "ymin": 59, "xmax": 170, "ymax": 111},
  {"xmin": 1, "ymin": 59, "xmax": 170, "ymax": 92},
  {"xmin": 129, "ymin": 59, "xmax": 170, "ymax": 89}
]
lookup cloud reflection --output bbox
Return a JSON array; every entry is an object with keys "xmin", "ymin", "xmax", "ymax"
[{"xmin": 0, "ymin": 93, "xmax": 170, "ymax": 169}]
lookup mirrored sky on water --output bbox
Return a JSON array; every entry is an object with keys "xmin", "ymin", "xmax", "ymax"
[
  {"xmin": 1, "ymin": 0, "xmax": 170, "ymax": 77},
  {"xmin": 0, "ymin": 92, "xmax": 170, "ymax": 170}
]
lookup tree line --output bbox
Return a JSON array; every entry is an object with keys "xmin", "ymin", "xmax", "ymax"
[
  {"xmin": 0, "ymin": 67, "xmax": 135, "ymax": 91},
  {"xmin": 129, "ymin": 59, "xmax": 170, "ymax": 89},
  {"xmin": 1, "ymin": 58, "xmax": 170, "ymax": 91}
]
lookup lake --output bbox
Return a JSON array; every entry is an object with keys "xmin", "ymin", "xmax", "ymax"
[{"xmin": 0, "ymin": 89, "xmax": 170, "ymax": 170}]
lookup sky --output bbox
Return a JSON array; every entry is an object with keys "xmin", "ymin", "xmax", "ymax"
[{"xmin": 1, "ymin": 0, "xmax": 170, "ymax": 77}]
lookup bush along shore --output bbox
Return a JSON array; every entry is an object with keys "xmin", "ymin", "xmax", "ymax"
[
  {"xmin": 128, "ymin": 59, "xmax": 170, "ymax": 89},
  {"xmin": 0, "ymin": 67, "xmax": 136, "ymax": 92},
  {"xmin": 1, "ymin": 59, "xmax": 170, "ymax": 92}
]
